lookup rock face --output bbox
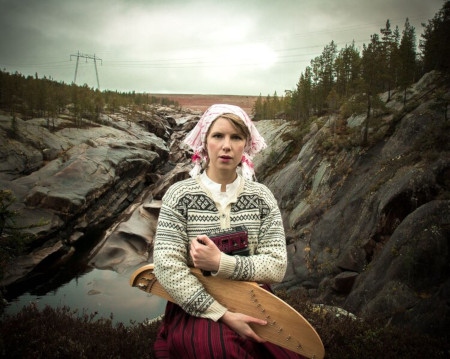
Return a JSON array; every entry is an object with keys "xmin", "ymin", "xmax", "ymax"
[
  {"xmin": 0, "ymin": 109, "xmax": 173, "ymax": 285},
  {"xmin": 1, "ymin": 71, "xmax": 449, "ymax": 336},
  {"xmin": 258, "ymin": 71, "xmax": 450, "ymax": 336}
]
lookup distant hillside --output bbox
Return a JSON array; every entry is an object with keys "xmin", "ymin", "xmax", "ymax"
[{"xmin": 149, "ymin": 94, "xmax": 259, "ymax": 114}]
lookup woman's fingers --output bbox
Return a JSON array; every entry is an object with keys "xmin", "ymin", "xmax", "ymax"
[
  {"xmin": 190, "ymin": 236, "xmax": 221, "ymax": 271},
  {"xmin": 220, "ymin": 311, "xmax": 267, "ymax": 343}
]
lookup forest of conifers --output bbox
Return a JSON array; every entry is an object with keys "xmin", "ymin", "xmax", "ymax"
[
  {"xmin": 253, "ymin": 1, "xmax": 449, "ymax": 121},
  {"xmin": 0, "ymin": 1, "xmax": 448, "ymax": 125},
  {"xmin": 0, "ymin": 69, "xmax": 180, "ymax": 125}
]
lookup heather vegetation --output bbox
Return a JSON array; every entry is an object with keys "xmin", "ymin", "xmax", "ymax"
[{"xmin": 1, "ymin": 297, "xmax": 448, "ymax": 358}]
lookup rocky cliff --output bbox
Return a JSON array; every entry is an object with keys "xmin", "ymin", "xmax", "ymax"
[
  {"xmin": 1, "ymin": 71, "xmax": 449, "ymax": 336},
  {"xmin": 256, "ymin": 71, "xmax": 449, "ymax": 336}
]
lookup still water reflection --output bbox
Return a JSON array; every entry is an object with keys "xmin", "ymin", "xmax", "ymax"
[{"xmin": 5, "ymin": 267, "xmax": 166, "ymax": 326}]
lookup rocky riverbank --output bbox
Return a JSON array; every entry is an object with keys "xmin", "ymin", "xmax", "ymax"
[{"xmin": 1, "ymin": 71, "xmax": 449, "ymax": 337}]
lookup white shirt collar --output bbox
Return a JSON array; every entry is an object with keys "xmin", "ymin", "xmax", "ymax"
[
  {"xmin": 200, "ymin": 171, "xmax": 240, "ymax": 194},
  {"xmin": 200, "ymin": 172, "xmax": 241, "ymax": 208}
]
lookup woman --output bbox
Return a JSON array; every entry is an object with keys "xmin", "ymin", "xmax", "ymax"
[{"xmin": 153, "ymin": 104, "xmax": 302, "ymax": 358}]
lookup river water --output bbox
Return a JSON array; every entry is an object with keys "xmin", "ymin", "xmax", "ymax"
[
  {"xmin": 4, "ymin": 265, "xmax": 166, "ymax": 325},
  {"xmin": 3, "ymin": 230, "xmax": 166, "ymax": 325}
]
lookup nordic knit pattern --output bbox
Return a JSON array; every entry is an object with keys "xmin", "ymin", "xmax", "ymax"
[{"xmin": 153, "ymin": 176, "xmax": 287, "ymax": 322}]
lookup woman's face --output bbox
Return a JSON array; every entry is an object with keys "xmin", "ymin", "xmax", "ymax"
[{"xmin": 205, "ymin": 117, "xmax": 247, "ymax": 180}]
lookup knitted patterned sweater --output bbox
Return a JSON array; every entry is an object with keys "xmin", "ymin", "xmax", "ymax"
[{"xmin": 153, "ymin": 176, "xmax": 287, "ymax": 322}]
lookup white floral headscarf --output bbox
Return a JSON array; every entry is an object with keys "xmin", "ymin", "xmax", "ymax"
[{"xmin": 183, "ymin": 104, "xmax": 267, "ymax": 180}]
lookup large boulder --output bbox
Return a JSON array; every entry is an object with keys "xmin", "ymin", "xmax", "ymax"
[
  {"xmin": 89, "ymin": 162, "xmax": 191, "ymax": 273},
  {"xmin": 345, "ymin": 199, "xmax": 450, "ymax": 335}
]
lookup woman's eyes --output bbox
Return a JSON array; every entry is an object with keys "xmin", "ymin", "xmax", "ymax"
[{"xmin": 212, "ymin": 133, "xmax": 243, "ymax": 140}]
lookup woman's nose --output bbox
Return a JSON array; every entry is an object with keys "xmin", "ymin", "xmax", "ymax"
[{"xmin": 222, "ymin": 137, "xmax": 231, "ymax": 150}]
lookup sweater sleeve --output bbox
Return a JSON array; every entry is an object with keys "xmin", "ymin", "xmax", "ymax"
[{"xmin": 153, "ymin": 183, "xmax": 227, "ymax": 322}]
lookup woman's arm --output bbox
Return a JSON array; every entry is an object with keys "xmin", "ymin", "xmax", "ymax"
[{"xmin": 153, "ymin": 185, "xmax": 227, "ymax": 322}]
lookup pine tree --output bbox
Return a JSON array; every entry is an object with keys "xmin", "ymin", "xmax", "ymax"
[
  {"xmin": 252, "ymin": 94, "xmax": 263, "ymax": 120},
  {"xmin": 334, "ymin": 41, "xmax": 361, "ymax": 99},
  {"xmin": 380, "ymin": 20, "xmax": 399, "ymax": 101},
  {"xmin": 299, "ymin": 67, "xmax": 313, "ymax": 121},
  {"xmin": 398, "ymin": 18, "xmax": 417, "ymax": 105},
  {"xmin": 309, "ymin": 41, "xmax": 338, "ymax": 114},
  {"xmin": 361, "ymin": 34, "xmax": 385, "ymax": 144}
]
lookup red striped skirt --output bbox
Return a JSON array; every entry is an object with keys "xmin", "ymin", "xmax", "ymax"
[{"xmin": 154, "ymin": 301, "xmax": 305, "ymax": 359}]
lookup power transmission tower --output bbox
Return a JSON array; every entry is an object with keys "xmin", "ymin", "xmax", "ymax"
[{"xmin": 70, "ymin": 51, "xmax": 102, "ymax": 89}]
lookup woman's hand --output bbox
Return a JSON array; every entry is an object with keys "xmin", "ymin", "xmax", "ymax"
[
  {"xmin": 220, "ymin": 311, "xmax": 267, "ymax": 342},
  {"xmin": 190, "ymin": 235, "xmax": 222, "ymax": 272}
]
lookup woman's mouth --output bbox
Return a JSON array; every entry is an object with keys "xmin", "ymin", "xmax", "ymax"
[{"xmin": 219, "ymin": 155, "xmax": 232, "ymax": 162}]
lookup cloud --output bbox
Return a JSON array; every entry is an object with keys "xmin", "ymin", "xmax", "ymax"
[{"xmin": 0, "ymin": 0, "xmax": 444, "ymax": 95}]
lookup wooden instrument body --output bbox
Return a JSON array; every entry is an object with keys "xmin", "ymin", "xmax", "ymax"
[{"xmin": 130, "ymin": 264, "xmax": 324, "ymax": 359}]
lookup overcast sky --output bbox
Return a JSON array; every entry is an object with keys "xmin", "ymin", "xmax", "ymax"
[{"xmin": 0, "ymin": 0, "xmax": 444, "ymax": 95}]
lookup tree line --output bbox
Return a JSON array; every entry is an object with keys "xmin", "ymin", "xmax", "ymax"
[
  {"xmin": 0, "ymin": 71, "xmax": 179, "ymax": 126},
  {"xmin": 253, "ymin": 1, "xmax": 450, "ymax": 128}
]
